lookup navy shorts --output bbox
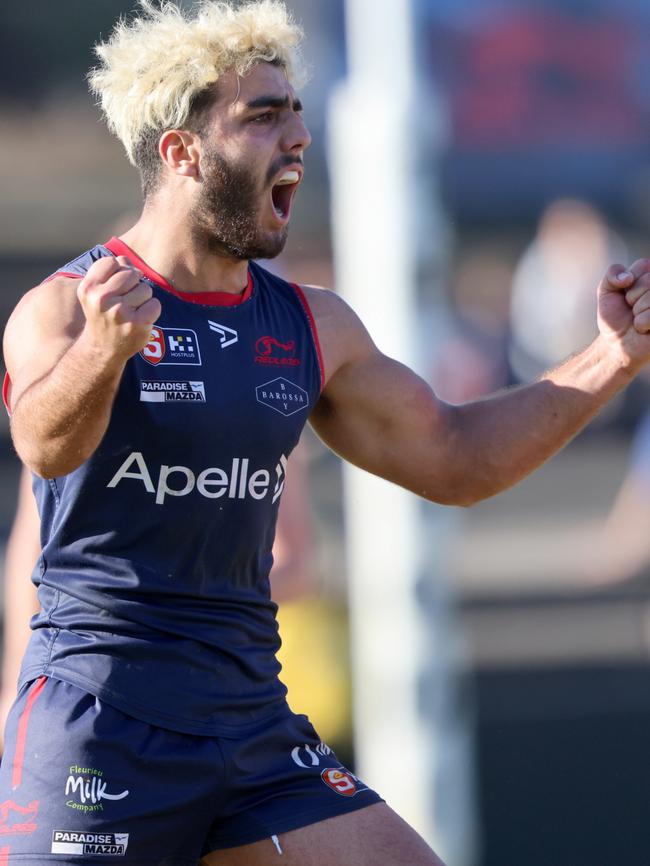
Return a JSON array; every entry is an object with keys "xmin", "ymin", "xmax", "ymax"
[{"xmin": 0, "ymin": 677, "xmax": 382, "ymax": 864}]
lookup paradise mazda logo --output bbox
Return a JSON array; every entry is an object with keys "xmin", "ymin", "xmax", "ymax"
[
  {"xmin": 52, "ymin": 831, "xmax": 129, "ymax": 857},
  {"xmin": 140, "ymin": 381, "xmax": 205, "ymax": 403}
]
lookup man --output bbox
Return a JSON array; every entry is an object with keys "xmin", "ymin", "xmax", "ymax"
[{"xmin": 3, "ymin": 2, "xmax": 650, "ymax": 864}]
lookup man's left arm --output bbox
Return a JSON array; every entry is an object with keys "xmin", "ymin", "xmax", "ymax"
[{"xmin": 308, "ymin": 262, "xmax": 650, "ymax": 507}]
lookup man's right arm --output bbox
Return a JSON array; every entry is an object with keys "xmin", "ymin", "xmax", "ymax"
[{"xmin": 3, "ymin": 256, "xmax": 160, "ymax": 478}]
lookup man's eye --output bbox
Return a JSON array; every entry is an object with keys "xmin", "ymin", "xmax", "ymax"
[{"xmin": 251, "ymin": 112, "xmax": 273, "ymax": 123}]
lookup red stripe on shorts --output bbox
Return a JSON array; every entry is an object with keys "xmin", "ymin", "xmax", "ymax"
[
  {"xmin": 0, "ymin": 845, "xmax": 10, "ymax": 864},
  {"xmin": 11, "ymin": 677, "xmax": 47, "ymax": 790}
]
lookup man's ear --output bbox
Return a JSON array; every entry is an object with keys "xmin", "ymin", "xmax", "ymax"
[{"xmin": 158, "ymin": 129, "xmax": 201, "ymax": 179}]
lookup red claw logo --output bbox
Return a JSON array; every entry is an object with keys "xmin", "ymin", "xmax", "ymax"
[
  {"xmin": 0, "ymin": 800, "xmax": 39, "ymax": 835},
  {"xmin": 255, "ymin": 336, "xmax": 300, "ymax": 367}
]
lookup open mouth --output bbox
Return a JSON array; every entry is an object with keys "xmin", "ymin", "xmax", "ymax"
[{"xmin": 270, "ymin": 170, "xmax": 301, "ymax": 223}]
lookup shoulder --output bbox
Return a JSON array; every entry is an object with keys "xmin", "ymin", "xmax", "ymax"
[
  {"xmin": 299, "ymin": 284, "xmax": 358, "ymax": 324},
  {"xmin": 3, "ymin": 276, "xmax": 85, "ymax": 394},
  {"xmin": 6, "ymin": 275, "xmax": 84, "ymax": 343},
  {"xmin": 298, "ymin": 285, "xmax": 375, "ymax": 388}
]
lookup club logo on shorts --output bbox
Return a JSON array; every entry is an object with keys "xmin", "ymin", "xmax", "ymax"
[
  {"xmin": 140, "ymin": 380, "xmax": 206, "ymax": 403},
  {"xmin": 140, "ymin": 327, "xmax": 201, "ymax": 366},
  {"xmin": 52, "ymin": 830, "xmax": 129, "ymax": 856},
  {"xmin": 0, "ymin": 799, "xmax": 39, "ymax": 835},
  {"xmin": 256, "ymin": 377, "xmax": 309, "ymax": 417},
  {"xmin": 290, "ymin": 742, "xmax": 332, "ymax": 768},
  {"xmin": 65, "ymin": 765, "xmax": 129, "ymax": 814},
  {"xmin": 321, "ymin": 768, "xmax": 361, "ymax": 797}
]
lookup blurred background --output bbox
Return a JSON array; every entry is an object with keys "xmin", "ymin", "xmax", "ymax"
[{"xmin": 4, "ymin": 1, "xmax": 650, "ymax": 864}]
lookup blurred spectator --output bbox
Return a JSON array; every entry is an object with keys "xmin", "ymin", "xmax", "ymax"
[
  {"xmin": 429, "ymin": 244, "xmax": 512, "ymax": 404},
  {"xmin": 583, "ymin": 400, "xmax": 650, "ymax": 585},
  {"xmin": 508, "ymin": 198, "xmax": 628, "ymax": 383}
]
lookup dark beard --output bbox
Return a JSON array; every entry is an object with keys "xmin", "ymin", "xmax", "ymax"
[{"xmin": 192, "ymin": 147, "xmax": 288, "ymax": 261}]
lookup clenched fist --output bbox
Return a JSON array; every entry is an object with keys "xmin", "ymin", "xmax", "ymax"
[
  {"xmin": 77, "ymin": 255, "xmax": 162, "ymax": 363},
  {"xmin": 597, "ymin": 259, "xmax": 650, "ymax": 368}
]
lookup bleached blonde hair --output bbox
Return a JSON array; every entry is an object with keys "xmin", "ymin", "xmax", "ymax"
[{"xmin": 88, "ymin": 0, "xmax": 306, "ymax": 191}]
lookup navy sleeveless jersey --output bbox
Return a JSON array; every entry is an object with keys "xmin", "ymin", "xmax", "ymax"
[{"xmin": 19, "ymin": 238, "xmax": 324, "ymax": 736}]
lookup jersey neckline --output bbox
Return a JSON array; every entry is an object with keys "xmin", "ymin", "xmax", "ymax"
[{"xmin": 104, "ymin": 237, "xmax": 254, "ymax": 307}]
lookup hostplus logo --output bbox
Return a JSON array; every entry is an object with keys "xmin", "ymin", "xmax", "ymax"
[
  {"xmin": 107, "ymin": 452, "xmax": 288, "ymax": 506},
  {"xmin": 140, "ymin": 327, "xmax": 201, "ymax": 366}
]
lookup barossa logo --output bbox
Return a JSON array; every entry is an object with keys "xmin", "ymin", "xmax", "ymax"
[{"xmin": 107, "ymin": 452, "xmax": 287, "ymax": 505}]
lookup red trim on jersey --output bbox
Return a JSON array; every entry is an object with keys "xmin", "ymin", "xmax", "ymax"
[
  {"xmin": 11, "ymin": 677, "xmax": 47, "ymax": 790},
  {"xmin": 291, "ymin": 283, "xmax": 325, "ymax": 392},
  {"xmin": 0, "ymin": 845, "xmax": 9, "ymax": 864},
  {"xmin": 43, "ymin": 271, "xmax": 83, "ymax": 283},
  {"xmin": 2, "ymin": 373, "xmax": 11, "ymax": 416},
  {"xmin": 104, "ymin": 237, "xmax": 253, "ymax": 306}
]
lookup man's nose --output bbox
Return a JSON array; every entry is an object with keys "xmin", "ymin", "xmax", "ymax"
[{"xmin": 283, "ymin": 113, "xmax": 312, "ymax": 153}]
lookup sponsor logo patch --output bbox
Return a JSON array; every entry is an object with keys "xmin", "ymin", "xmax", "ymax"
[
  {"xmin": 290, "ymin": 742, "xmax": 333, "ymax": 768},
  {"xmin": 256, "ymin": 377, "xmax": 308, "ymax": 417},
  {"xmin": 107, "ymin": 452, "xmax": 288, "ymax": 506},
  {"xmin": 0, "ymin": 800, "xmax": 39, "ymax": 835},
  {"xmin": 140, "ymin": 327, "xmax": 201, "ymax": 366},
  {"xmin": 321, "ymin": 768, "xmax": 366, "ymax": 797},
  {"xmin": 255, "ymin": 335, "xmax": 300, "ymax": 367},
  {"xmin": 140, "ymin": 380, "xmax": 205, "ymax": 403},
  {"xmin": 65, "ymin": 765, "xmax": 129, "ymax": 814},
  {"xmin": 208, "ymin": 320, "xmax": 238, "ymax": 348},
  {"xmin": 51, "ymin": 831, "xmax": 129, "ymax": 856}
]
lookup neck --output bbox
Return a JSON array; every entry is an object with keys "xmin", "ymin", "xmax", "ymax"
[{"xmin": 119, "ymin": 198, "xmax": 250, "ymax": 295}]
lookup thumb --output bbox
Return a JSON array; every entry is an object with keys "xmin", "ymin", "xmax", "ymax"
[{"xmin": 598, "ymin": 264, "xmax": 634, "ymax": 296}]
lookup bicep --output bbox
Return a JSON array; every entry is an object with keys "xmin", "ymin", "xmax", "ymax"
[
  {"xmin": 310, "ymin": 347, "xmax": 455, "ymax": 498},
  {"xmin": 3, "ymin": 279, "xmax": 82, "ymax": 411}
]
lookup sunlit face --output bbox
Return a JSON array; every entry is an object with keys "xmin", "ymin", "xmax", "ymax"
[{"xmin": 191, "ymin": 62, "xmax": 311, "ymax": 260}]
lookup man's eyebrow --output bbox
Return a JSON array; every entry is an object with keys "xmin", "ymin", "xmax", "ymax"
[{"xmin": 244, "ymin": 94, "xmax": 303, "ymax": 112}]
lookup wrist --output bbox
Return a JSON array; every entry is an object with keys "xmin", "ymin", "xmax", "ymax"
[
  {"xmin": 593, "ymin": 333, "xmax": 643, "ymax": 380},
  {"xmin": 75, "ymin": 327, "xmax": 130, "ymax": 377}
]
